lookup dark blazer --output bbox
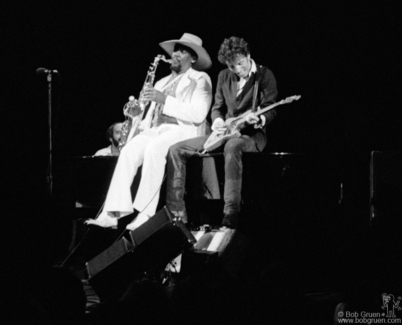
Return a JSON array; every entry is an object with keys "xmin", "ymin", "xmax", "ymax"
[{"xmin": 210, "ymin": 63, "xmax": 278, "ymax": 151}]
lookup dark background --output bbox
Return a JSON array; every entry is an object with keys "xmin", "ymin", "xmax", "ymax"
[
  {"xmin": 5, "ymin": 0, "xmax": 401, "ymax": 156},
  {"xmin": 3, "ymin": 0, "xmax": 401, "ymax": 262}
]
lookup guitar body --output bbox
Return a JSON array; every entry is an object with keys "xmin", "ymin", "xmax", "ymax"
[
  {"xmin": 203, "ymin": 129, "xmax": 242, "ymax": 152},
  {"xmin": 202, "ymin": 110, "xmax": 254, "ymax": 152}
]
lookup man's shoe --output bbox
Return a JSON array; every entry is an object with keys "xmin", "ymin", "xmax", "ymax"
[{"xmin": 85, "ymin": 211, "xmax": 118, "ymax": 228}]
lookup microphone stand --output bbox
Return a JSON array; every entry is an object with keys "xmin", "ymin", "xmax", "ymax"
[{"xmin": 47, "ymin": 72, "xmax": 53, "ymax": 199}]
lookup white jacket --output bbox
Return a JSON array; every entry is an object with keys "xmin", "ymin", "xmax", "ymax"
[{"xmin": 142, "ymin": 68, "xmax": 212, "ymax": 137}]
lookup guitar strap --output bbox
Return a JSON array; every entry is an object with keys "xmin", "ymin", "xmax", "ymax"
[{"xmin": 251, "ymin": 67, "xmax": 262, "ymax": 113}]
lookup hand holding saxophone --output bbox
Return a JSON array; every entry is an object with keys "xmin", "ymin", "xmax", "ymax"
[{"xmin": 142, "ymin": 85, "xmax": 167, "ymax": 105}]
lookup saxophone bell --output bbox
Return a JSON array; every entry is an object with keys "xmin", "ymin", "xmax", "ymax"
[{"xmin": 123, "ymin": 96, "xmax": 140, "ymax": 117}]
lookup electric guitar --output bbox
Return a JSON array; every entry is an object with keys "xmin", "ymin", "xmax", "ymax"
[{"xmin": 203, "ymin": 95, "xmax": 301, "ymax": 152}]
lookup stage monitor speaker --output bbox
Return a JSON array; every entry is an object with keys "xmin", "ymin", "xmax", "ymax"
[
  {"xmin": 87, "ymin": 206, "xmax": 196, "ymax": 301},
  {"xmin": 180, "ymin": 228, "xmax": 250, "ymax": 278},
  {"xmin": 370, "ymin": 151, "xmax": 402, "ymax": 227}
]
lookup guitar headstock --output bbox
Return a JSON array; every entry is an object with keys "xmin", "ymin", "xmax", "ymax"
[{"xmin": 280, "ymin": 95, "xmax": 301, "ymax": 104}]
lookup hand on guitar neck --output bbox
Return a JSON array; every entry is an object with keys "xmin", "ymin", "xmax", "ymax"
[{"xmin": 244, "ymin": 111, "xmax": 264, "ymax": 129}]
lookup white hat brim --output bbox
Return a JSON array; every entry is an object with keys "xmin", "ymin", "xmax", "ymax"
[{"xmin": 159, "ymin": 40, "xmax": 212, "ymax": 71}]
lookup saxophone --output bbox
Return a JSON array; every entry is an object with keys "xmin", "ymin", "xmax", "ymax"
[{"xmin": 118, "ymin": 55, "xmax": 172, "ymax": 150}]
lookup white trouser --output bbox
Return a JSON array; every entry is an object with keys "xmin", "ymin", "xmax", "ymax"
[{"xmin": 103, "ymin": 124, "xmax": 194, "ymax": 219}]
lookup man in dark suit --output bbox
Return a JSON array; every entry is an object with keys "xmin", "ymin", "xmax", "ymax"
[{"xmin": 165, "ymin": 36, "xmax": 278, "ymax": 229}]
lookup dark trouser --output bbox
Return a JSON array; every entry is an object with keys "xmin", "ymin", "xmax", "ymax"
[{"xmin": 166, "ymin": 134, "xmax": 258, "ymax": 216}]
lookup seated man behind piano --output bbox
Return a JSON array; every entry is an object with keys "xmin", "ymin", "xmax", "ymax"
[
  {"xmin": 165, "ymin": 36, "xmax": 278, "ymax": 229},
  {"xmin": 93, "ymin": 122, "xmax": 123, "ymax": 157},
  {"xmin": 86, "ymin": 33, "xmax": 213, "ymax": 229}
]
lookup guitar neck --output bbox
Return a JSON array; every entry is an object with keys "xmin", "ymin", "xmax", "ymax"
[
  {"xmin": 232, "ymin": 95, "xmax": 300, "ymax": 126},
  {"xmin": 254, "ymin": 100, "xmax": 286, "ymax": 117}
]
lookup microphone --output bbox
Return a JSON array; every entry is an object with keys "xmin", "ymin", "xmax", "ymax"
[{"xmin": 36, "ymin": 67, "xmax": 59, "ymax": 75}]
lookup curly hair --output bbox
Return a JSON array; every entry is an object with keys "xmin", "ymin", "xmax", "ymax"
[{"xmin": 217, "ymin": 36, "xmax": 250, "ymax": 65}]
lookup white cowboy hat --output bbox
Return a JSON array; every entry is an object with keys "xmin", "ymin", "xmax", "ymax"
[{"xmin": 159, "ymin": 33, "xmax": 212, "ymax": 71}]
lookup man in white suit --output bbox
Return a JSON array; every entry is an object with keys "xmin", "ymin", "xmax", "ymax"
[{"xmin": 86, "ymin": 33, "xmax": 212, "ymax": 230}]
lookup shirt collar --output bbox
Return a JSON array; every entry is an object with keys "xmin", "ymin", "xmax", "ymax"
[
  {"xmin": 240, "ymin": 58, "xmax": 257, "ymax": 81},
  {"xmin": 249, "ymin": 58, "xmax": 257, "ymax": 77}
]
